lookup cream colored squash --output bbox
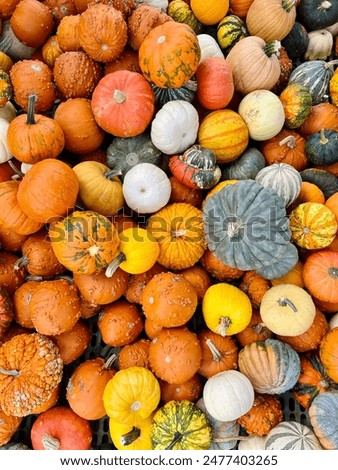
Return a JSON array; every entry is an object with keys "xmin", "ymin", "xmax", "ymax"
[
  {"xmin": 0, "ymin": 101, "xmax": 16, "ymax": 123},
  {"xmin": 305, "ymin": 30, "xmax": 333, "ymax": 61},
  {"xmin": 260, "ymin": 284, "xmax": 316, "ymax": 336},
  {"xmin": 329, "ymin": 313, "xmax": 338, "ymax": 330},
  {"xmin": 197, "ymin": 34, "xmax": 224, "ymax": 63},
  {"xmin": 0, "ymin": 117, "xmax": 12, "ymax": 163},
  {"xmin": 238, "ymin": 436, "xmax": 267, "ymax": 450},
  {"xmin": 135, "ymin": 0, "xmax": 168, "ymax": 11}
]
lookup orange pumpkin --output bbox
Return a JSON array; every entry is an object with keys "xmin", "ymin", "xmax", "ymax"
[
  {"xmin": 303, "ymin": 250, "xmax": 338, "ymax": 304},
  {"xmin": 144, "ymin": 317, "xmax": 164, "ymax": 340},
  {"xmin": 239, "ymin": 271, "xmax": 271, "ymax": 309},
  {"xmin": 124, "ymin": 263, "xmax": 167, "ymax": 305},
  {"xmin": 56, "ymin": 14, "xmax": 82, "ymax": 52},
  {"xmin": 41, "ymin": 35, "xmax": 63, "ymax": 68},
  {"xmin": 12, "ymin": 280, "xmax": 39, "ymax": 329},
  {"xmin": 235, "ymin": 309, "xmax": 274, "ymax": 347},
  {"xmin": 319, "ymin": 328, "xmax": 338, "ymax": 383},
  {"xmin": 229, "ymin": 0, "xmax": 254, "ymax": 18},
  {"xmin": 237, "ymin": 394, "xmax": 283, "ymax": 436},
  {"xmin": 298, "ymin": 102, "xmax": 338, "ymax": 138},
  {"xmin": 50, "ymin": 319, "xmax": 91, "ymax": 365},
  {"xmin": 0, "ymin": 252, "xmax": 26, "ymax": 297},
  {"xmin": 179, "ymin": 264, "xmax": 212, "ymax": 302},
  {"xmin": 0, "ymin": 406, "xmax": 22, "ymax": 445},
  {"xmin": 118, "ymin": 338, "xmax": 150, "ymax": 370},
  {"xmin": 271, "ymin": 260, "xmax": 304, "ymax": 288},
  {"xmin": 0, "ymin": 225, "xmax": 27, "ymax": 253},
  {"xmin": 159, "ymin": 374, "xmax": 203, "ymax": 403},
  {"xmin": 169, "ymin": 175, "xmax": 203, "ymax": 207},
  {"xmin": 325, "ymin": 193, "xmax": 338, "ymax": 222},
  {"xmin": 200, "ymin": 248, "xmax": 243, "ymax": 281},
  {"xmin": 104, "ymin": 47, "xmax": 141, "ymax": 75},
  {"xmin": 260, "ymin": 129, "xmax": 308, "ymax": 171},
  {"xmin": 197, "ymin": 329, "xmax": 238, "ymax": 378}
]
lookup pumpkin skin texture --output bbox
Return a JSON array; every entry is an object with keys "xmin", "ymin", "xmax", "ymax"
[
  {"xmin": 0, "ymin": 287, "xmax": 13, "ymax": 340},
  {"xmin": 151, "ymin": 400, "xmax": 211, "ymax": 450},
  {"xmin": 256, "ymin": 163, "xmax": 302, "ymax": 207},
  {"xmin": 238, "ymin": 338, "xmax": 301, "ymax": 395},
  {"xmin": 198, "ymin": 109, "xmax": 249, "ymax": 163},
  {"xmin": 222, "ymin": 147, "xmax": 265, "ymax": 180},
  {"xmin": 319, "ymin": 328, "xmax": 338, "ymax": 383},
  {"xmin": 239, "ymin": 271, "xmax": 271, "ymax": 309},
  {"xmin": 109, "ymin": 413, "xmax": 154, "ymax": 450},
  {"xmin": 51, "ymin": 319, "xmax": 91, "ymax": 365},
  {"xmin": 202, "ymin": 283, "xmax": 252, "ymax": 336},
  {"xmin": 216, "ymin": 14, "xmax": 248, "ymax": 53},
  {"xmin": 118, "ymin": 339, "xmax": 150, "ymax": 370},
  {"xmin": 299, "ymin": 102, "xmax": 338, "ymax": 138},
  {"xmin": 289, "ymin": 202, "xmax": 337, "ymax": 250},
  {"xmin": 309, "ymin": 391, "xmax": 338, "ymax": 450},
  {"xmin": 261, "ymin": 130, "xmax": 308, "ymax": 172},
  {"xmin": 237, "ymin": 394, "xmax": 283, "ymax": 436},
  {"xmin": 305, "ymin": 129, "xmax": 338, "ymax": 166},
  {"xmin": 200, "ymin": 248, "xmax": 244, "ymax": 282},
  {"xmin": 0, "ymin": 333, "xmax": 63, "ymax": 417},
  {"xmin": 235, "ymin": 310, "xmax": 273, "ymax": 347},
  {"xmin": 280, "ymin": 83, "xmax": 312, "ymax": 130},
  {"xmin": 147, "ymin": 202, "xmax": 206, "ymax": 270},
  {"xmin": 31, "ymin": 406, "xmax": 92, "ymax": 450},
  {"xmin": 303, "ymin": 250, "xmax": 338, "ymax": 304},
  {"xmin": 167, "ymin": 0, "xmax": 203, "ymax": 34},
  {"xmin": 191, "ymin": 0, "xmax": 229, "ymax": 25},
  {"xmin": 103, "ymin": 366, "xmax": 160, "ymax": 425},
  {"xmin": 259, "ymin": 284, "xmax": 316, "ymax": 337},
  {"xmin": 49, "ymin": 210, "xmax": 120, "ymax": 275},
  {"xmin": 197, "ymin": 329, "xmax": 238, "ymax": 378},
  {"xmin": 265, "ymin": 421, "xmax": 322, "ymax": 450},
  {"xmin": 138, "ymin": 22, "xmax": 200, "ymax": 89},
  {"xmin": 78, "ymin": 3, "xmax": 127, "ymax": 63},
  {"xmin": 297, "ymin": 0, "xmax": 338, "ymax": 31},
  {"xmin": 159, "ymin": 374, "xmax": 202, "ymax": 403},
  {"xmin": 91, "ymin": 70, "xmax": 155, "ymax": 138},
  {"xmin": 300, "ymin": 168, "xmax": 338, "ymax": 199},
  {"xmin": 0, "ymin": 407, "xmax": 22, "ymax": 446},
  {"xmin": 148, "ymin": 327, "xmax": 202, "ymax": 385},
  {"xmin": 16, "ymin": 159, "xmax": 79, "ymax": 224}
]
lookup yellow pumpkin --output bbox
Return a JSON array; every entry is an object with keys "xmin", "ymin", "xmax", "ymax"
[
  {"xmin": 105, "ymin": 227, "xmax": 160, "ymax": 276},
  {"xmin": 289, "ymin": 202, "xmax": 337, "ymax": 250},
  {"xmin": 202, "ymin": 283, "xmax": 252, "ymax": 336},
  {"xmin": 103, "ymin": 366, "xmax": 160, "ymax": 426},
  {"xmin": 109, "ymin": 413, "xmax": 154, "ymax": 450},
  {"xmin": 329, "ymin": 68, "xmax": 338, "ymax": 106},
  {"xmin": 191, "ymin": 0, "xmax": 229, "ymax": 25}
]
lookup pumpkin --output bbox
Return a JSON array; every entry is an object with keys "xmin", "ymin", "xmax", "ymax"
[
  {"xmin": 0, "ymin": 406, "xmax": 22, "ymax": 446},
  {"xmin": 309, "ymin": 391, "xmax": 338, "ymax": 450},
  {"xmin": 280, "ymin": 83, "xmax": 312, "ymax": 130},
  {"xmin": 299, "ymin": 102, "xmax": 338, "ymax": 138},
  {"xmin": 289, "ymin": 183, "xmax": 325, "ymax": 211},
  {"xmin": 237, "ymin": 393, "xmax": 283, "ymax": 436},
  {"xmin": 0, "ymin": 118, "xmax": 12, "ymax": 165},
  {"xmin": 0, "ymin": 225, "xmax": 27, "ymax": 253},
  {"xmin": 73, "ymin": 162, "xmax": 124, "ymax": 217},
  {"xmin": 297, "ymin": 0, "xmax": 338, "ymax": 31},
  {"xmin": 229, "ymin": 0, "xmax": 254, "ymax": 17},
  {"xmin": 202, "ymin": 283, "xmax": 252, "ymax": 336},
  {"xmin": 0, "ymin": 287, "xmax": 13, "ymax": 340},
  {"xmin": 10, "ymin": 0, "xmax": 54, "ymax": 48},
  {"xmin": 246, "ymin": 0, "xmax": 297, "ymax": 42},
  {"xmin": 118, "ymin": 338, "xmax": 150, "ymax": 370},
  {"xmin": 106, "ymin": 132, "xmax": 162, "ymax": 181},
  {"xmin": 289, "ymin": 202, "xmax": 337, "ymax": 250},
  {"xmin": 330, "ymin": 68, "xmax": 338, "ymax": 105},
  {"xmin": 12, "ymin": 280, "xmax": 38, "ymax": 329},
  {"xmin": 235, "ymin": 310, "xmax": 273, "ymax": 347},
  {"xmin": 180, "ymin": 264, "xmax": 212, "ymax": 302},
  {"xmin": 150, "ymin": 100, "xmax": 199, "ymax": 155},
  {"xmin": 56, "ymin": 14, "xmax": 81, "ymax": 52},
  {"xmin": 197, "ymin": 329, "xmax": 238, "ymax": 378},
  {"xmin": 305, "ymin": 29, "xmax": 333, "ymax": 61},
  {"xmin": 203, "ymin": 369, "xmax": 255, "ymax": 421},
  {"xmin": 225, "ymin": 36, "xmax": 281, "ymax": 95},
  {"xmin": 260, "ymin": 130, "xmax": 308, "ymax": 172},
  {"xmin": 0, "ymin": 333, "xmax": 63, "ymax": 417},
  {"xmin": 191, "ymin": 0, "xmax": 229, "ymax": 25},
  {"xmin": 197, "ymin": 33, "xmax": 224, "ymax": 62},
  {"xmin": 319, "ymin": 327, "xmax": 338, "ymax": 383},
  {"xmin": 147, "ymin": 202, "xmax": 206, "ymax": 270},
  {"xmin": 139, "ymin": 21, "xmax": 200, "ymax": 89},
  {"xmin": 124, "ymin": 263, "xmax": 166, "ymax": 305},
  {"xmin": 216, "ymin": 14, "xmax": 248, "ymax": 53},
  {"xmin": 9, "ymin": 59, "xmax": 56, "ymax": 113},
  {"xmin": 104, "ymin": 47, "xmax": 141, "ymax": 75},
  {"xmin": 41, "ymin": 35, "xmax": 62, "ymax": 68},
  {"xmin": 78, "ymin": 3, "xmax": 127, "ymax": 62},
  {"xmin": 30, "ymin": 406, "xmax": 92, "ymax": 450},
  {"xmin": 148, "ymin": 327, "xmax": 202, "ymax": 384},
  {"xmin": 281, "ymin": 21, "xmax": 309, "ymax": 60},
  {"xmin": 103, "ymin": 366, "xmax": 160, "ymax": 425},
  {"xmin": 122, "ymin": 163, "xmax": 171, "ymax": 214},
  {"xmin": 109, "ymin": 413, "xmax": 154, "ymax": 450},
  {"xmin": 49, "ymin": 210, "xmax": 120, "ymax": 275},
  {"xmin": 197, "ymin": 109, "xmax": 249, "ymax": 163},
  {"xmin": 170, "ymin": 175, "xmax": 202, "ymax": 207},
  {"xmin": 238, "ymin": 436, "xmax": 267, "ymax": 450},
  {"xmin": 141, "ymin": 272, "xmax": 197, "ymax": 328},
  {"xmin": 98, "ymin": 299, "xmax": 143, "ymax": 347},
  {"xmin": 0, "ymin": 20, "xmax": 35, "ymax": 62},
  {"xmin": 168, "ymin": 145, "xmax": 221, "ymax": 190},
  {"xmin": 293, "ymin": 352, "xmax": 338, "ymax": 409},
  {"xmin": 0, "ymin": 71, "xmax": 12, "ymax": 107},
  {"xmin": 265, "ymin": 421, "xmax": 322, "ymax": 450},
  {"xmin": 53, "ymin": 98, "xmax": 105, "ymax": 155},
  {"xmin": 7, "ymin": 95, "xmax": 65, "ymax": 165},
  {"xmin": 91, "ymin": 70, "xmax": 155, "ymax": 138},
  {"xmin": 151, "ymin": 78, "xmax": 197, "ymax": 107},
  {"xmin": 238, "ymin": 90, "xmax": 285, "ymax": 141},
  {"xmin": 0, "ymin": 102, "xmax": 16, "ymax": 124},
  {"xmin": 200, "ymin": 248, "xmax": 243, "ymax": 281},
  {"xmin": 144, "ymin": 318, "xmax": 164, "ymax": 340},
  {"xmin": 221, "ymin": 147, "xmax": 265, "ymax": 180},
  {"xmin": 300, "ymin": 168, "xmax": 338, "ymax": 199},
  {"xmin": 50, "ymin": 318, "xmax": 90, "ymax": 365},
  {"xmin": 325, "ymin": 192, "xmax": 338, "ymax": 221},
  {"xmin": 0, "ymin": 252, "xmax": 25, "ymax": 297},
  {"xmin": 151, "ymin": 400, "xmax": 211, "ymax": 450},
  {"xmin": 16, "ymin": 159, "xmax": 79, "ymax": 223},
  {"xmin": 238, "ymin": 338, "xmax": 301, "ymax": 394},
  {"xmin": 239, "ymin": 271, "xmax": 271, "ymax": 309},
  {"xmin": 195, "ymin": 57, "xmax": 234, "ymax": 110},
  {"xmin": 167, "ymin": 0, "xmax": 203, "ymax": 33},
  {"xmin": 66, "ymin": 356, "xmax": 116, "ymax": 420},
  {"xmin": 305, "ymin": 129, "xmax": 338, "ymax": 166},
  {"xmin": 53, "ymin": 51, "xmax": 102, "ymax": 99},
  {"xmin": 203, "ymin": 180, "xmax": 294, "ymax": 276},
  {"xmin": 159, "ymin": 374, "xmax": 203, "ymax": 403},
  {"xmin": 44, "ymin": 0, "xmax": 77, "ymax": 25}
]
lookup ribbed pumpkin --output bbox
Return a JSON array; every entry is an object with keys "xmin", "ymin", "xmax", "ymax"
[
  {"xmin": 280, "ymin": 82, "xmax": 312, "ymax": 129},
  {"xmin": 329, "ymin": 68, "xmax": 338, "ymax": 106},
  {"xmin": 319, "ymin": 327, "xmax": 338, "ymax": 383},
  {"xmin": 305, "ymin": 129, "xmax": 338, "ymax": 167},
  {"xmin": 216, "ymin": 14, "xmax": 248, "ymax": 53},
  {"xmin": 167, "ymin": 0, "xmax": 203, "ymax": 33},
  {"xmin": 303, "ymin": 250, "xmax": 338, "ymax": 304},
  {"xmin": 109, "ymin": 414, "xmax": 154, "ymax": 450},
  {"xmin": 139, "ymin": 22, "xmax": 200, "ymax": 89},
  {"xmin": 299, "ymin": 102, "xmax": 338, "ymax": 138},
  {"xmin": 289, "ymin": 202, "xmax": 337, "ymax": 250},
  {"xmin": 237, "ymin": 394, "xmax": 283, "ymax": 436},
  {"xmin": 265, "ymin": 421, "xmax": 322, "ymax": 450},
  {"xmin": 260, "ymin": 130, "xmax": 308, "ymax": 171},
  {"xmin": 197, "ymin": 329, "xmax": 238, "ymax": 378},
  {"xmin": 309, "ymin": 391, "xmax": 338, "ymax": 450},
  {"xmin": 198, "ymin": 109, "xmax": 249, "ymax": 163}
]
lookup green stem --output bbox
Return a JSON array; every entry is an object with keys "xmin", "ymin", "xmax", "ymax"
[
  {"xmin": 320, "ymin": 129, "xmax": 329, "ymax": 145},
  {"xmin": 104, "ymin": 168, "xmax": 122, "ymax": 180},
  {"xmin": 105, "ymin": 252, "xmax": 126, "ymax": 278},
  {"xmin": 205, "ymin": 339, "xmax": 222, "ymax": 362},
  {"xmin": 263, "ymin": 40, "xmax": 281, "ymax": 58},
  {"xmin": 282, "ymin": 0, "xmax": 297, "ymax": 12},
  {"xmin": 13, "ymin": 256, "xmax": 29, "ymax": 271}
]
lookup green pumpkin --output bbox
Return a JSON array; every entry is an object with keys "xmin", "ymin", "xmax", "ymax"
[
  {"xmin": 151, "ymin": 79, "xmax": 197, "ymax": 108},
  {"xmin": 297, "ymin": 0, "xmax": 338, "ymax": 31},
  {"xmin": 167, "ymin": 0, "xmax": 203, "ymax": 34},
  {"xmin": 150, "ymin": 400, "xmax": 212, "ymax": 450},
  {"xmin": 106, "ymin": 133, "xmax": 163, "ymax": 180},
  {"xmin": 300, "ymin": 168, "xmax": 338, "ymax": 199},
  {"xmin": 305, "ymin": 129, "xmax": 338, "ymax": 166},
  {"xmin": 217, "ymin": 15, "xmax": 248, "ymax": 54},
  {"xmin": 221, "ymin": 147, "xmax": 265, "ymax": 180},
  {"xmin": 281, "ymin": 22, "xmax": 309, "ymax": 60},
  {"xmin": 280, "ymin": 83, "xmax": 312, "ymax": 129},
  {"xmin": 309, "ymin": 391, "xmax": 338, "ymax": 450}
]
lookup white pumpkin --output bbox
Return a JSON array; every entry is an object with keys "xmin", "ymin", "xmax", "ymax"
[
  {"xmin": 0, "ymin": 101, "xmax": 17, "ymax": 123},
  {"xmin": 135, "ymin": 0, "xmax": 168, "ymax": 11},
  {"xmin": 203, "ymin": 370, "xmax": 255, "ymax": 422},
  {"xmin": 122, "ymin": 162, "xmax": 171, "ymax": 214},
  {"xmin": 238, "ymin": 90, "xmax": 285, "ymax": 141},
  {"xmin": 305, "ymin": 30, "xmax": 333, "ymax": 61},
  {"xmin": 197, "ymin": 34, "xmax": 224, "ymax": 63},
  {"xmin": 329, "ymin": 313, "xmax": 338, "ymax": 330},
  {"xmin": 265, "ymin": 421, "xmax": 322, "ymax": 450},
  {"xmin": 150, "ymin": 100, "xmax": 199, "ymax": 155},
  {"xmin": 0, "ymin": 117, "xmax": 12, "ymax": 163},
  {"xmin": 255, "ymin": 163, "xmax": 302, "ymax": 207},
  {"xmin": 238, "ymin": 436, "xmax": 267, "ymax": 450}
]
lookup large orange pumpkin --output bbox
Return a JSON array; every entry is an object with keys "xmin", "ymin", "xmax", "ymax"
[{"xmin": 303, "ymin": 250, "xmax": 338, "ymax": 304}]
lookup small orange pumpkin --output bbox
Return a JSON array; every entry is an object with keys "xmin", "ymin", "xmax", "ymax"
[
  {"xmin": 303, "ymin": 250, "xmax": 338, "ymax": 304},
  {"xmin": 159, "ymin": 374, "xmax": 203, "ymax": 403},
  {"xmin": 235, "ymin": 309, "xmax": 274, "ymax": 347},
  {"xmin": 124, "ymin": 263, "xmax": 167, "ymax": 305},
  {"xmin": 118, "ymin": 338, "xmax": 150, "ymax": 370},
  {"xmin": 239, "ymin": 271, "xmax": 271, "ymax": 309},
  {"xmin": 197, "ymin": 329, "xmax": 238, "ymax": 378},
  {"xmin": 50, "ymin": 319, "xmax": 91, "ymax": 365},
  {"xmin": 237, "ymin": 394, "xmax": 283, "ymax": 436},
  {"xmin": 200, "ymin": 248, "xmax": 243, "ymax": 281},
  {"xmin": 179, "ymin": 264, "xmax": 212, "ymax": 302},
  {"xmin": 260, "ymin": 129, "xmax": 308, "ymax": 171}
]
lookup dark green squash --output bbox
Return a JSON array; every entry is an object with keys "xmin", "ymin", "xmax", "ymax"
[
  {"xmin": 216, "ymin": 15, "xmax": 248, "ymax": 54},
  {"xmin": 305, "ymin": 129, "xmax": 338, "ymax": 166},
  {"xmin": 221, "ymin": 147, "xmax": 265, "ymax": 180},
  {"xmin": 281, "ymin": 22, "xmax": 309, "ymax": 61},
  {"xmin": 106, "ymin": 132, "xmax": 163, "ymax": 180},
  {"xmin": 151, "ymin": 79, "xmax": 197, "ymax": 108},
  {"xmin": 297, "ymin": 0, "xmax": 338, "ymax": 31},
  {"xmin": 300, "ymin": 168, "xmax": 338, "ymax": 198}
]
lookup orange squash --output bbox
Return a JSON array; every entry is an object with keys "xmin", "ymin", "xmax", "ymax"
[
  {"xmin": 197, "ymin": 329, "xmax": 238, "ymax": 378},
  {"xmin": 319, "ymin": 328, "xmax": 338, "ymax": 383},
  {"xmin": 303, "ymin": 250, "xmax": 338, "ymax": 304},
  {"xmin": 260, "ymin": 129, "xmax": 308, "ymax": 171}
]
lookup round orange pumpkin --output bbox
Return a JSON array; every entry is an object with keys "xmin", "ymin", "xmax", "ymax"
[{"xmin": 303, "ymin": 250, "xmax": 338, "ymax": 304}]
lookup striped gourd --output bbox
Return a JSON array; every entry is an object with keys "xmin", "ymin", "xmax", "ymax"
[
  {"xmin": 329, "ymin": 68, "xmax": 338, "ymax": 106},
  {"xmin": 255, "ymin": 163, "xmax": 302, "ymax": 207},
  {"xmin": 151, "ymin": 79, "xmax": 197, "ymax": 107},
  {"xmin": 288, "ymin": 59, "xmax": 338, "ymax": 105},
  {"xmin": 198, "ymin": 109, "xmax": 249, "ymax": 163},
  {"xmin": 217, "ymin": 15, "xmax": 248, "ymax": 53},
  {"xmin": 265, "ymin": 421, "xmax": 322, "ymax": 450},
  {"xmin": 279, "ymin": 82, "xmax": 312, "ymax": 129}
]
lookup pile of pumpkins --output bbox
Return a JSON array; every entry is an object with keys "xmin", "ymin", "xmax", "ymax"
[{"xmin": 0, "ymin": 0, "xmax": 338, "ymax": 452}]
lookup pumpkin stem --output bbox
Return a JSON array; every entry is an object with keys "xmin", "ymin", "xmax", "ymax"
[
  {"xmin": 324, "ymin": 59, "xmax": 338, "ymax": 69},
  {"xmin": 328, "ymin": 267, "xmax": 338, "ymax": 279},
  {"xmin": 104, "ymin": 168, "xmax": 122, "ymax": 180},
  {"xmin": 120, "ymin": 427, "xmax": 141, "ymax": 446},
  {"xmin": 8, "ymin": 159, "xmax": 24, "ymax": 179},
  {"xmin": 113, "ymin": 89, "xmax": 126, "ymax": 104},
  {"xmin": 279, "ymin": 135, "xmax": 296, "ymax": 149},
  {"xmin": 53, "ymin": 274, "xmax": 74, "ymax": 284},
  {"xmin": 227, "ymin": 220, "xmax": 243, "ymax": 238},
  {"xmin": 103, "ymin": 353, "xmax": 117, "ymax": 369},
  {"xmin": 319, "ymin": 129, "xmax": 329, "ymax": 145},
  {"xmin": 319, "ymin": 1, "xmax": 332, "ymax": 10},
  {"xmin": 282, "ymin": 0, "xmax": 297, "ymax": 12},
  {"xmin": 41, "ymin": 434, "xmax": 61, "ymax": 450},
  {"xmin": 0, "ymin": 367, "xmax": 19, "ymax": 376},
  {"xmin": 263, "ymin": 40, "xmax": 281, "ymax": 58},
  {"xmin": 25, "ymin": 274, "xmax": 44, "ymax": 282},
  {"xmin": 105, "ymin": 252, "xmax": 126, "ymax": 278},
  {"xmin": 166, "ymin": 431, "xmax": 183, "ymax": 450},
  {"xmin": 26, "ymin": 94, "xmax": 37, "ymax": 125},
  {"xmin": 205, "ymin": 338, "xmax": 222, "ymax": 362},
  {"xmin": 217, "ymin": 316, "xmax": 232, "ymax": 337},
  {"xmin": 74, "ymin": 202, "xmax": 86, "ymax": 211},
  {"xmin": 278, "ymin": 296, "xmax": 298, "ymax": 312},
  {"xmin": 13, "ymin": 256, "xmax": 29, "ymax": 271}
]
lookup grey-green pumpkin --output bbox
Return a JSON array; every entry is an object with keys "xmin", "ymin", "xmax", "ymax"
[
  {"xmin": 305, "ymin": 129, "xmax": 338, "ymax": 166},
  {"xmin": 221, "ymin": 147, "xmax": 265, "ymax": 180}
]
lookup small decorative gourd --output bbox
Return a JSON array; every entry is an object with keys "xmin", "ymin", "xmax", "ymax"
[
  {"xmin": 265, "ymin": 421, "xmax": 322, "ymax": 450},
  {"xmin": 255, "ymin": 163, "xmax": 302, "ymax": 206},
  {"xmin": 305, "ymin": 29, "xmax": 333, "ymax": 61}
]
